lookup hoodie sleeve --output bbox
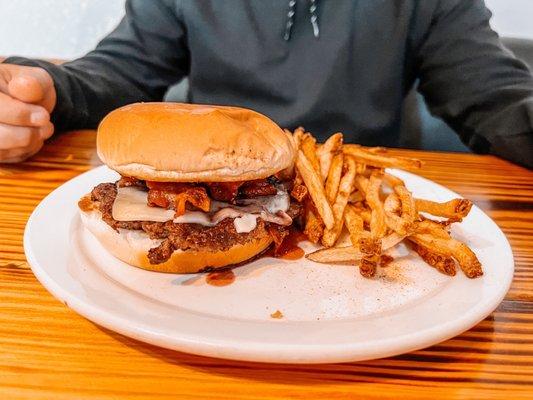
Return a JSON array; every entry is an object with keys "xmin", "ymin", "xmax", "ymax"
[
  {"xmin": 415, "ymin": 0, "xmax": 533, "ymax": 168},
  {"xmin": 4, "ymin": 0, "xmax": 189, "ymax": 132}
]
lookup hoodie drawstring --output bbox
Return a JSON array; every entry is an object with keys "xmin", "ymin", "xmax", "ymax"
[{"xmin": 284, "ymin": 0, "xmax": 320, "ymax": 41}]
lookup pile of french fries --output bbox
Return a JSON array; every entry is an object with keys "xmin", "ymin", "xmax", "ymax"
[{"xmin": 287, "ymin": 128, "xmax": 483, "ymax": 279}]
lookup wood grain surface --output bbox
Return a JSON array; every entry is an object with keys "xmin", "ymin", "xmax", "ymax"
[{"xmin": 1, "ymin": 130, "xmax": 532, "ymax": 400}]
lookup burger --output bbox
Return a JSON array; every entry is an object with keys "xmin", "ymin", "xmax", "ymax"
[{"xmin": 78, "ymin": 102, "xmax": 301, "ymax": 273}]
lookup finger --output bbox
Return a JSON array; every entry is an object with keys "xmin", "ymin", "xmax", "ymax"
[
  {"xmin": 0, "ymin": 92, "xmax": 50, "ymax": 127},
  {"xmin": 0, "ymin": 140, "xmax": 43, "ymax": 163},
  {"xmin": 0, "ymin": 123, "xmax": 40, "ymax": 149},
  {"xmin": 8, "ymin": 75, "xmax": 44, "ymax": 103},
  {"xmin": 8, "ymin": 68, "xmax": 53, "ymax": 103},
  {"xmin": 40, "ymin": 121, "xmax": 54, "ymax": 140}
]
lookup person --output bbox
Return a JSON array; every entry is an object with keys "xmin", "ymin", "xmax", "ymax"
[{"xmin": 1, "ymin": 0, "xmax": 532, "ymax": 167}]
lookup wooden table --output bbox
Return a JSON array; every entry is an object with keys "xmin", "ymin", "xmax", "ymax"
[{"xmin": 1, "ymin": 130, "xmax": 532, "ymax": 399}]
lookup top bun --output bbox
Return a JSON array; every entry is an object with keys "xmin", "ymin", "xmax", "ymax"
[{"xmin": 97, "ymin": 102, "xmax": 296, "ymax": 182}]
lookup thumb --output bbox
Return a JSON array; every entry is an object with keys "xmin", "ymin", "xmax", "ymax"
[{"xmin": 8, "ymin": 68, "xmax": 52, "ymax": 104}]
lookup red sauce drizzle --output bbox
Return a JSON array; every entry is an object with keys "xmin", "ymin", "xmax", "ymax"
[
  {"xmin": 266, "ymin": 229, "xmax": 306, "ymax": 260},
  {"xmin": 205, "ymin": 229, "xmax": 306, "ymax": 287},
  {"xmin": 206, "ymin": 270, "xmax": 236, "ymax": 287}
]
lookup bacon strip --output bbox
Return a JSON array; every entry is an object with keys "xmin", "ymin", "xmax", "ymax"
[
  {"xmin": 146, "ymin": 181, "xmax": 210, "ymax": 217},
  {"xmin": 205, "ymin": 181, "xmax": 243, "ymax": 203},
  {"xmin": 240, "ymin": 179, "xmax": 277, "ymax": 197}
]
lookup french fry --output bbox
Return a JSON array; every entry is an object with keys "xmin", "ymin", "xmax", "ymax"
[
  {"xmin": 366, "ymin": 147, "xmax": 388, "ymax": 154},
  {"xmin": 325, "ymin": 152, "xmax": 344, "ymax": 204},
  {"xmin": 317, "ymin": 133, "xmax": 343, "ymax": 181},
  {"xmin": 414, "ymin": 219, "xmax": 451, "ymax": 238},
  {"xmin": 411, "ymin": 241, "xmax": 456, "ymax": 276},
  {"xmin": 354, "ymin": 175, "xmax": 369, "ymax": 196},
  {"xmin": 358, "ymin": 170, "xmax": 389, "ymax": 276},
  {"xmin": 359, "ymin": 237, "xmax": 381, "ymax": 277},
  {"xmin": 384, "ymin": 209, "xmax": 411, "ymax": 235},
  {"xmin": 383, "ymin": 193, "xmax": 401, "ymax": 214},
  {"xmin": 383, "ymin": 173, "xmax": 405, "ymax": 189},
  {"xmin": 344, "ymin": 204, "xmax": 365, "ymax": 246},
  {"xmin": 292, "ymin": 127, "xmax": 305, "ymax": 148},
  {"xmin": 306, "ymin": 232, "xmax": 404, "ymax": 264},
  {"xmin": 344, "ymin": 144, "xmax": 422, "ymax": 170},
  {"xmin": 415, "ymin": 198, "xmax": 473, "ymax": 220},
  {"xmin": 304, "ymin": 206, "xmax": 324, "ymax": 244},
  {"xmin": 296, "ymin": 150, "xmax": 335, "ymax": 230},
  {"xmin": 322, "ymin": 156, "xmax": 357, "ymax": 247},
  {"xmin": 300, "ymin": 135, "xmax": 322, "ymax": 177},
  {"xmin": 381, "ymin": 232, "xmax": 406, "ymax": 249},
  {"xmin": 354, "ymin": 205, "xmax": 372, "ymax": 224},
  {"xmin": 306, "ymin": 246, "xmax": 362, "ymax": 263},
  {"xmin": 366, "ymin": 170, "xmax": 388, "ymax": 239},
  {"xmin": 409, "ymin": 233, "xmax": 483, "ymax": 278},
  {"xmin": 307, "ymin": 247, "xmax": 402, "ymax": 265},
  {"xmin": 356, "ymin": 163, "xmax": 367, "ymax": 175},
  {"xmin": 395, "ymin": 185, "xmax": 417, "ymax": 224},
  {"xmin": 348, "ymin": 190, "xmax": 364, "ymax": 203},
  {"xmin": 384, "ymin": 192, "xmax": 410, "ymax": 234}
]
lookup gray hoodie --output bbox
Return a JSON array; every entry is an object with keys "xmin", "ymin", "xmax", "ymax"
[{"xmin": 6, "ymin": 0, "xmax": 533, "ymax": 167}]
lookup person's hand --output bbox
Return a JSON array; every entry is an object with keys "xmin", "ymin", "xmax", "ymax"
[{"xmin": 0, "ymin": 64, "xmax": 56, "ymax": 163}]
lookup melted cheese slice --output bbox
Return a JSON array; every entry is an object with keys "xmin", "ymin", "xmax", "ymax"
[
  {"xmin": 112, "ymin": 186, "xmax": 289, "ymax": 233},
  {"xmin": 112, "ymin": 186, "xmax": 175, "ymax": 222},
  {"xmin": 233, "ymin": 214, "xmax": 258, "ymax": 233}
]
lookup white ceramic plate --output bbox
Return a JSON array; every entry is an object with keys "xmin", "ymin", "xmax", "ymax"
[{"xmin": 24, "ymin": 166, "xmax": 513, "ymax": 364}]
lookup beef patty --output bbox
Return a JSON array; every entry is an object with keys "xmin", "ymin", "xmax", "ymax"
[{"xmin": 90, "ymin": 183, "xmax": 301, "ymax": 265}]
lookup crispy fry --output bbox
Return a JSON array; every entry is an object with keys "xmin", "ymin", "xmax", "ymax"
[
  {"xmin": 301, "ymin": 135, "xmax": 321, "ymax": 176},
  {"xmin": 381, "ymin": 232, "xmax": 406, "ymax": 249},
  {"xmin": 414, "ymin": 219, "xmax": 451, "ymax": 238},
  {"xmin": 296, "ymin": 150, "xmax": 335, "ymax": 229},
  {"xmin": 344, "ymin": 204, "xmax": 365, "ymax": 246},
  {"xmin": 354, "ymin": 175, "xmax": 369, "ymax": 196},
  {"xmin": 306, "ymin": 246, "xmax": 362, "ymax": 263},
  {"xmin": 307, "ymin": 247, "xmax": 400, "ymax": 265},
  {"xmin": 306, "ymin": 232, "xmax": 404, "ymax": 264},
  {"xmin": 415, "ymin": 198, "xmax": 473, "ymax": 220},
  {"xmin": 355, "ymin": 163, "xmax": 367, "ymax": 175},
  {"xmin": 385, "ymin": 209, "xmax": 411, "ymax": 235},
  {"xmin": 304, "ymin": 206, "xmax": 324, "ymax": 244},
  {"xmin": 395, "ymin": 185, "xmax": 417, "ymax": 223},
  {"xmin": 366, "ymin": 170, "xmax": 387, "ymax": 239},
  {"xmin": 322, "ymin": 156, "xmax": 357, "ymax": 247},
  {"xmin": 383, "ymin": 193, "xmax": 401, "ymax": 214},
  {"xmin": 292, "ymin": 126, "xmax": 305, "ymax": 146},
  {"xmin": 409, "ymin": 233, "xmax": 483, "ymax": 278},
  {"xmin": 359, "ymin": 237, "xmax": 381, "ymax": 277},
  {"xmin": 325, "ymin": 152, "xmax": 344, "ymax": 204},
  {"xmin": 366, "ymin": 147, "xmax": 388, "ymax": 154},
  {"xmin": 344, "ymin": 144, "xmax": 422, "ymax": 170},
  {"xmin": 351, "ymin": 204, "xmax": 371, "ymax": 224},
  {"xmin": 317, "ymin": 133, "xmax": 343, "ymax": 181},
  {"xmin": 383, "ymin": 173, "xmax": 405, "ymax": 188},
  {"xmin": 411, "ymin": 241, "xmax": 456, "ymax": 276},
  {"xmin": 382, "ymin": 185, "xmax": 417, "ymax": 235},
  {"xmin": 348, "ymin": 190, "xmax": 364, "ymax": 203}
]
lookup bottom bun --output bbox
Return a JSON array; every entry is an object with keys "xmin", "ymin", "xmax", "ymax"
[{"xmin": 79, "ymin": 208, "xmax": 273, "ymax": 274}]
